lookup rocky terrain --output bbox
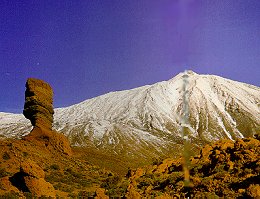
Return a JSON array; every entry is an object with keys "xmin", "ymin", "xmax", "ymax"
[
  {"xmin": 1, "ymin": 134, "xmax": 259, "ymax": 198},
  {"xmin": 118, "ymin": 135, "xmax": 260, "ymax": 198},
  {"xmin": 0, "ymin": 79, "xmax": 109, "ymax": 198}
]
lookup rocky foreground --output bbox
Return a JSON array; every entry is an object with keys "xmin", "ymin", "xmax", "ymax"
[
  {"xmin": 0, "ymin": 135, "xmax": 259, "ymax": 198},
  {"xmin": 121, "ymin": 136, "xmax": 260, "ymax": 198}
]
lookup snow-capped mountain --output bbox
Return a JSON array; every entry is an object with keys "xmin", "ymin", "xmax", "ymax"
[{"xmin": 1, "ymin": 71, "xmax": 259, "ymax": 158}]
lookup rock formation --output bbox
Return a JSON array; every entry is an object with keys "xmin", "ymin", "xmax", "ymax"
[
  {"xmin": 23, "ymin": 78, "xmax": 72, "ymax": 156},
  {"xmin": 23, "ymin": 78, "xmax": 54, "ymax": 130},
  {"xmin": 0, "ymin": 177, "xmax": 21, "ymax": 196},
  {"xmin": 9, "ymin": 160, "xmax": 56, "ymax": 198}
]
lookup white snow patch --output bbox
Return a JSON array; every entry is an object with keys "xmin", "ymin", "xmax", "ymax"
[{"xmin": 217, "ymin": 117, "xmax": 233, "ymax": 140}]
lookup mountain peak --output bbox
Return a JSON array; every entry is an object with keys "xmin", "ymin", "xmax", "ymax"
[
  {"xmin": 169, "ymin": 70, "xmax": 198, "ymax": 82},
  {"xmin": 185, "ymin": 70, "xmax": 197, "ymax": 75}
]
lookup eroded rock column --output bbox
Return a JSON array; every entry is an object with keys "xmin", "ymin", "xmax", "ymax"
[
  {"xmin": 23, "ymin": 78, "xmax": 54, "ymax": 130},
  {"xmin": 23, "ymin": 78, "xmax": 72, "ymax": 156}
]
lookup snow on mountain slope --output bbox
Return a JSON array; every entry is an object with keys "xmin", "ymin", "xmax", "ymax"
[
  {"xmin": 0, "ymin": 71, "xmax": 259, "ymax": 158},
  {"xmin": 0, "ymin": 112, "xmax": 31, "ymax": 138}
]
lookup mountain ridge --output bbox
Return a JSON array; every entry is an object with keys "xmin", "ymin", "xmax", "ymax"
[{"xmin": 0, "ymin": 71, "xmax": 259, "ymax": 160}]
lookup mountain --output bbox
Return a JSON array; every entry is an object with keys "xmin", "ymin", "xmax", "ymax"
[{"xmin": 0, "ymin": 71, "xmax": 259, "ymax": 160}]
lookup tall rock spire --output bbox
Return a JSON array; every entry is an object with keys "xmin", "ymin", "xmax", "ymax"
[
  {"xmin": 23, "ymin": 78, "xmax": 54, "ymax": 130},
  {"xmin": 23, "ymin": 78, "xmax": 72, "ymax": 156}
]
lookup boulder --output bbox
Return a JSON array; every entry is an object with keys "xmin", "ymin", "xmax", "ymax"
[
  {"xmin": 24, "ymin": 177, "xmax": 56, "ymax": 198},
  {"xmin": 0, "ymin": 176, "xmax": 21, "ymax": 195},
  {"xmin": 20, "ymin": 159, "xmax": 45, "ymax": 179},
  {"xmin": 9, "ymin": 160, "xmax": 56, "ymax": 198}
]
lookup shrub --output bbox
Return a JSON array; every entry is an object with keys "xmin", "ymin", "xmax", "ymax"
[
  {"xmin": 152, "ymin": 157, "xmax": 164, "ymax": 166},
  {"xmin": 0, "ymin": 168, "xmax": 10, "ymax": 178},
  {"xmin": 168, "ymin": 172, "xmax": 183, "ymax": 184},
  {"xmin": 0, "ymin": 191, "xmax": 20, "ymax": 199},
  {"xmin": 6, "ymin": 143, "xmax": 13, "ymax": 147},
  {"xmin": 77, "ymin": 191, "xmax": 95, "ymax": 198},
  {"xmin": 101, "ymin": 175, "xmax": 121, "ymax": 189},
  {"xmin": 22, "ymin": 151, "xmax": 28, "ymax": 157},
  {"xmin": 67, "ymin": 193, "xmax": 77, "ymax": 198},
  {"xmin": 50, "ymin": 164, "xmax": 60, "ymax": 170},
  {"xmin": 2, "ymin": 152, "xmax": 10, "ymax": 160}
]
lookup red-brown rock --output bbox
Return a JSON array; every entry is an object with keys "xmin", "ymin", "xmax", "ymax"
[
  {"xmin": 20, "ymin": 160, "xmax": 45, "ymax": 179},
  {"xmin": 23, "ymin": 78, "xmax": 72, "ymax": 156},
  {"xmin": 24, "ymin": 177, "xmax": 56, "ymax": 198},
  {"xmin": 23, "ymin": 78, "xmax": 54, "ymax": 130}
]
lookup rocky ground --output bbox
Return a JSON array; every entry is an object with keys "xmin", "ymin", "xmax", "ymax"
[
  {"xmin": 0, "ymin": 137, "xmax": 112, "ymax": 198},
  {"xmin": 0, "ymin": 134, "xmax": 259, "ymax": 198},
  {"xmin": 119, "ymin": 135, "xmax": 260, "ymax": 198}
]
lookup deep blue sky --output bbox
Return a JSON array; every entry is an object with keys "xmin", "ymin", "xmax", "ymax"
[{"xmin": 1, "ymin": 0, "xmax": 260, "ymax": 113}]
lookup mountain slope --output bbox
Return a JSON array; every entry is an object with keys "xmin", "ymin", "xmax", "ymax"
[{"xmin": 0, "ymin": 71, "xmax": 259, "ymax": 159}]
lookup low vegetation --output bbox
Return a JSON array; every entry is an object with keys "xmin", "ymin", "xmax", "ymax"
[
  {"xmin": 0, "ymin": 135, "xmax": 259, "ymax": 198},
  {"xmin": 109, "ymin": 136, "xmax": 260, "ymax": 198}
]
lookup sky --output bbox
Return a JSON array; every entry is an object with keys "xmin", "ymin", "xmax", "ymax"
[{"xmin": 1, "ymin": 0, "xmax": 260, "ymax": 113}]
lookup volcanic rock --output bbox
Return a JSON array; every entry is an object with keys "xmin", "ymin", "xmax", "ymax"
[
  {"xmin": 9, "ymin": 160, "xmax": 56, "ymax": 198},
  {"xmin": 26, "ymin": 126, "xmax": 72, "ymax": 156},
  {"xmin": 122, "ymin": 137, "xmax": 260, "ymax": 198},
  {"xmin": 24, "ymin": 177, "xmax": 56, "ymax": 198},
  {"xmin": 20, "ymin": 159, "xmax": 45, "ymax": 179},
  {"xmin": 23, "ymin": 78, "xmax": 72, "ymax": 156},
  {"xmin": 23, "ymin": 78, "xmax": 54, "ymax": 130},
  {"xmin": 0, "ymin": 176, "xmax": 21, "ymax": 195}
]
